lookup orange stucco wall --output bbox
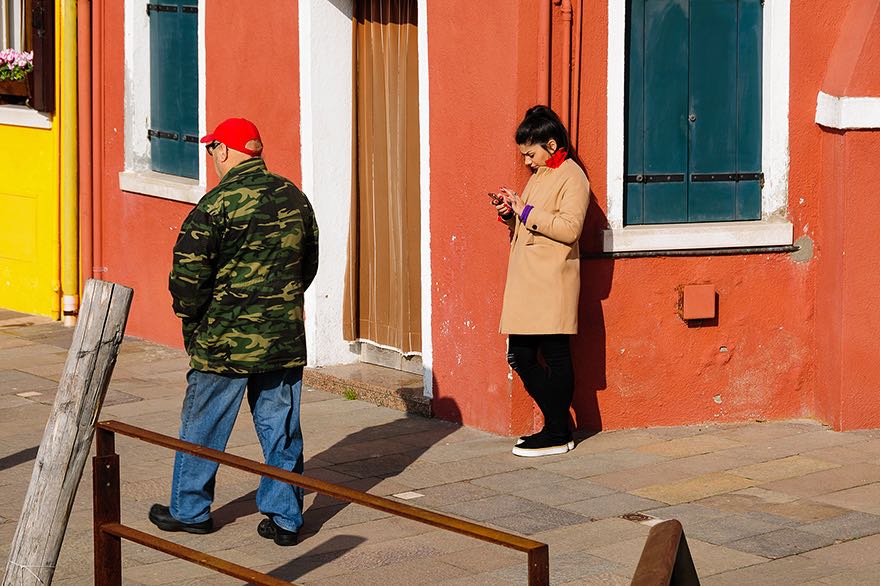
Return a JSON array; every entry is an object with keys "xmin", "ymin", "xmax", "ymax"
[
  {"xmin": 426, "ymin": 2, "xmax": 542, "ymax": 433},
  {"xmin": 92, "ymin": 0, "xmax": 880, "ymax": 434},
  {"xmin": 428, "ymin": 1, "xmax": 877, "ymax": 434},
  {"xmin": 96, "ymin": 1, "xmax": 300, "ymax": 348},
  {"xmin": 815, "ymin": 0, "xmax": 880, "ymax": 429}
]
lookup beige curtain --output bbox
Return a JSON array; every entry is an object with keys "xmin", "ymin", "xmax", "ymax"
[{"xmin": 343, "ymin": 0, "xmax": 421, "ymax": 355}]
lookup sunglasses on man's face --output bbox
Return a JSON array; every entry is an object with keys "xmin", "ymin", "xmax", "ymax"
[{"xmin": 205, "ymin": 141, "xmax": 220, "ymax": 156}]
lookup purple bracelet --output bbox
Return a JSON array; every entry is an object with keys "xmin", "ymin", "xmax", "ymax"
[{"xmin": 520, "ymin": 204, "xmax": 534, "ymax": 225}]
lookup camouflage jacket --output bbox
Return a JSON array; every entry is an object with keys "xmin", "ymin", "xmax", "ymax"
[{"xmin": 169, "ymin": 157, "xmax": 319, "ymax": 374}]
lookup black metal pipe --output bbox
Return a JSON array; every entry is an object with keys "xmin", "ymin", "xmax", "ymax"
[{"xmin": 582, "ymin": 245, "xmax": 799, "ymax": 260}]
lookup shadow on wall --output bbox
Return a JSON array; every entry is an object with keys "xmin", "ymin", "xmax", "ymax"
[{"xmin": 572, "ymin": 190, "xmax": 613, "ymax": 432}]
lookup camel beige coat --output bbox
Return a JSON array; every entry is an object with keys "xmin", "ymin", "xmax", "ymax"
[{"xmin": 499, "ymin": 159, "xmax": 590, "ymax": 334}]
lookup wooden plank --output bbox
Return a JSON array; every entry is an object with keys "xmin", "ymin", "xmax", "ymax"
[
  {"xmin": 528, "ymin": 544, "xmax": 550, "ymax": 586},
  {"xmin": 30, "ymin": 0, "xmax": 54, "ymax": 112},
  {"xmin": 2, "ymin": 280, "xmax": 133, "ymax": 586},
  {"xmin": 96, "ymin": 419, "xmax": 548, "ymax": 554},
  {"xmin": 643, "ymin": 0, "xmax": 689, "ymax": 223},
  {"xmin": 101, "ymin": 523, "xmax": 293, "ymax": 586},
  {"xmin": 631, "ymin": 519, "xmax": 700, "ymax": 586},
  {"xmin": 92, "ymin": 453, "xmax": 121, "ymax": 586}
]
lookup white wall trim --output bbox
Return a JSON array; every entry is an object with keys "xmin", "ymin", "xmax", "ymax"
[
  {"xmin": 418, "ymin": 0, "xmax": 433, "ymax": 398},
  {"xmin": 604, "ymin": 220, "xmax": 793, "ymax": 253},
  {"xmin": 118, "ymin": 170, "xmax": 204, "ymax": 204},
  {"xmin": 123, "ymin": 0, "xmax": 151, "ymax": 174},
  {"xmin": 762, "ymin": 0, "xmax": 790, "ymax": 220},
  {"xmin": 0, "ymin": 105, "xmax": 52, "ymax": 129},
  {"xmin": 816, "ymin": 91, "xmax": 880, "ymax": 130},
  {"xmin": 122, "ymin": 0, "xmax": 207, "ymax": 199},
  {"xmin": 606, "ymin": 0, "xmax": 627, "ymax": 231},
  {"xmin": 605, "ymin": 0, "xmax": 791, "ymax": 249},
  {"xmin": 300, "ymin": 0, "xmax": 359, "ymax": 368},
  {"xmin": 300, "ymin": 0, "xmax": 317, "ymax": 366}
]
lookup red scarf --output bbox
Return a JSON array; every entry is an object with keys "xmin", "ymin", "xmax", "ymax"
[{"xmin": 546, "ymin": 148, "xmax": 568, "ymax": 169}]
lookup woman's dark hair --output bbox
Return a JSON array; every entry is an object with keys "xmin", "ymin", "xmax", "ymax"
[{"xmin": 514, "ymin": 105, "xmax": 570, "ymax": 153}]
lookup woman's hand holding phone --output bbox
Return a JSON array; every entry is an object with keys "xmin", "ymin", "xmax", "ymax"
[
  {"xmin": 489, "ymin": 192, "xmax": 514, "ymax": 219},
  {"xmin": 499, "ymin": 187, "xmax": 525, "ymax": 217}
]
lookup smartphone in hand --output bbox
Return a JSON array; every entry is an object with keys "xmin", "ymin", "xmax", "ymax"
[{"xmin": 489, "ymin": 192, "xmax": 514, "ymax": 219}]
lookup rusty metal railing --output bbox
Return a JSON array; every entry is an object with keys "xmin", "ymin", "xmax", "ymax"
[
  {"xmin": 630, "ymin": 519, "xmax": 700, "ymax": 586},
  {"xmin": 92, "ymin": 420, "xmax": 550, "ymax": 585}
]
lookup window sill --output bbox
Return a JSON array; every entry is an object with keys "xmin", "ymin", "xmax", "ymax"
[
  {"xmin": 0, "ymin": 105, "xmax": 52, "ymax": 129},
  {"xmin": 119, "ymin": 170, "xmax": 204, "ymax": 204},
  {"xmin": 603, "ymin": 220, "xmax": 794, "ymax": 253}
]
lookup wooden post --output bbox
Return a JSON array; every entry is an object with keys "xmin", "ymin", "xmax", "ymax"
[
  {"xmin": 93, "ymin": 427, "xmax": 121, "ymax": 586},
  {"xmin": 631, "ymin": 519, "xmax": 701, "ymax": 586},
  {"xmin": 2, "ymin": 280, "xmax": 133, "ymax": 586},
  {"xmin": 528, "ymin": 544, "xmax": 550, "ymax": 586}
]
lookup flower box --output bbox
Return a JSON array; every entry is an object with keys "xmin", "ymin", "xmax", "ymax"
[
  {"xmin": 0, "ymin": 78, "xmax": 31, "ymax": 105},
  {"xmin": 0, "ymin": 49, "xmax": 34, "ymax": 106}
]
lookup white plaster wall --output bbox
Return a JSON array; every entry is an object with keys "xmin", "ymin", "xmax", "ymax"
[
  {"xmin": 300, "ymin": 0, "xmax": 360, "ymax": 367},
  {"xmin": 761, "ymin": 0, "xmax": 790, "ymax": 218},
  {"xmin": 123, "ymin": 0, "xmax": 152, "ymax": 173},
  {"xmin": 417, "ymin": 0, "xmax": 432, "ymax": 397}
]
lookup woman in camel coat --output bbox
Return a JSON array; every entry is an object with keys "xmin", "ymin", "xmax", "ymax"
[{"xmin": 494, "ymin": 105, "xmax": 590, "ymax": 457}]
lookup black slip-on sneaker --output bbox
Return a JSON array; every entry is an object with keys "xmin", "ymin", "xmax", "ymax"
[
  {"xmin": 148, "ymin": 504, "xmax": 214, "ymax": 534},
  {"xmin": 511, "ymin": 434, "xmax": 574, "ymax": 457},
  {"xmin": 257, "ymin": 517, "xmax": 298, "ymax": 546},
  {"xmin": 516, "ymin": 429, "xmax": 546, "ymax": 446}
]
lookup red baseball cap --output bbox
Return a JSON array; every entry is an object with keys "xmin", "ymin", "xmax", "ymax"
[{"xmin": 201, "ymin": 117, "xmax": 263, "ymax": 156}]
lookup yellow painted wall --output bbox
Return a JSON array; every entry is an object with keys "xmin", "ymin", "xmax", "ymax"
[{"xmin": 0, "ymin": 4, "xmax": 63, "ymax": 319}]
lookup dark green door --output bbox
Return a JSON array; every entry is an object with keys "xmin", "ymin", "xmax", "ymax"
[
  {"xmin": 625, "ymin": 0, "xmax": 762, "ymax": 225},
  {"xmin": 149, "ymin": 0, "xmax": 199, "ymax": 179}
]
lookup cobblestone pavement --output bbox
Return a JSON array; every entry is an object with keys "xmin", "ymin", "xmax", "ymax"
[{"xmin": 2, "ymin": 310, "xmax": 880, "ymax": 585}]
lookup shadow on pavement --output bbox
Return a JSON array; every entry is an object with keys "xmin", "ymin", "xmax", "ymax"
[
  {"xmin": 260, "ymin": 396, "xmax": 460, "ymax": 582},
  {"xmin": 0, "ymin": 445, "xmax": 38, "ymax": 473}
]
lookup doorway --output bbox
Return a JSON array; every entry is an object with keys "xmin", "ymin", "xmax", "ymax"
[{"xmin": 344, "ymin": 0, "xmax": 422, "ymax": 374}]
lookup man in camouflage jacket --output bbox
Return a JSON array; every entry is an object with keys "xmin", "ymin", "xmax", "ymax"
[{"xmin": 149, "ymin": 118, "xmax": 318, "ymax": 547}]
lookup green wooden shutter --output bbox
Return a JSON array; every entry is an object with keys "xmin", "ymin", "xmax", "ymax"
[
  {"xmin": 625, "ymin": 0, "xmax": 762, "ymax": 225},
  {"xmin": 149, "ymin": 1, "xmax": 199, "ymax": 179}
]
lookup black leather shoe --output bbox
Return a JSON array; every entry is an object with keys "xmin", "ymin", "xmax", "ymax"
[
  {"xmin": 148, "ymin": 504, "xmax": 214, "ymax": 534},
  {"xmin": 257, "ymin": 517, "xmax": 298, "ymax": 546}
]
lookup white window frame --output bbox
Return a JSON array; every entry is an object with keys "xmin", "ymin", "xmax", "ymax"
[
  {"xmin": 604, "ymin": 0, "xmax": 793, "ymax": 252},
  {"xmin": 0, "ymin": 0, "xmax": 52, "ymax": 128},
  {"xmin": 118, "ymin": 0, "xmax": 207, "ymax": 204},
  {"xmin": 0, "ymin": 104, "xmax": 51, "ymax": 128}
]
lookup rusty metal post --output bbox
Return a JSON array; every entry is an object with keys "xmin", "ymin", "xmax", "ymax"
[
  {"xmin": 93, "ymin": 427, "xmax": 121, "ymax": 586},
  {"xmin": 528, "ymin": 543, "xmax": 550, "ymax": 586}
]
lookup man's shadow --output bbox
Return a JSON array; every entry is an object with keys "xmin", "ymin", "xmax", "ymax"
[
  {"xmin": 572, "ymin": 191, "xmax": 614, "ymax": 436},
  {"xmin": 213, "ymin": 394, "xmax": 462, "ymax": 582}
]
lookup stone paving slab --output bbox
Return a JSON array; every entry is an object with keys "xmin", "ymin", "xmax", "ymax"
[
  {"xmin": 631, "ymin": 472, "xmax": 757, "ymax": 505},
  {"xmin": 730, "ymin": 455, "xmax": 840, "ymax": 483},
  {"xmin": 726, "ymin": 527, "xmax": 838, "ymax": 559},
  {"xmin": 814, "ymin": 562, "xmax": 880, "ymax": 585},
  {"xmin": 811, "ymin": 482, "xmax": 880, "ymax": 515},
  {"xmin": 759, "ymin": 462, "xmax": 880, "ymax": 499},
  {"xmin": 2, "ymin": 313, "xmax": 880, "ymax": 584},
  {"xmin": 700, "ymin": 554, "xmax": 840, "ymax": 585}
]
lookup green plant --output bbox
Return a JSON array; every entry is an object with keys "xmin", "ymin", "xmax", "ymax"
[
  {"xmin": 343, "ymin": 388, "xmax": 357, "ymax": 401},
  {"xmin": 0, "ymin": 49, "xmax": 33, "ymax": 81}
]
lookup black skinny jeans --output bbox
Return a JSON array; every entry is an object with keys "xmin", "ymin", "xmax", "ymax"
[{"xmin": 507, "ymin": 334, "xmax": 574, "ymax": 439}]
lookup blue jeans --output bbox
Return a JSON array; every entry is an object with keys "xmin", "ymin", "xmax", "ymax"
[{"xmin": 170, "ymin": 368, "xmax": 304, "ymax": 532}]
